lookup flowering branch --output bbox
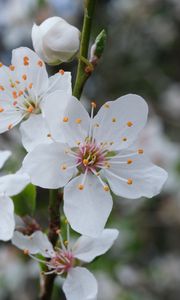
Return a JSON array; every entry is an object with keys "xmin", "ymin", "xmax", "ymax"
[{"xmin": 73, "ymin": 0, "xmax": 97, "ymax": 99}]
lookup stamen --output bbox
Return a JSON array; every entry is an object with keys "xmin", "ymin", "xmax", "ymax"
[
  {"xmin": 127, "ymin": 159, "xmax": 133, "ymax": 164},
  {"xmin": 27, "ymin": 105, "xmax": 34, "ymax": 113},
  {"xmin": 18, "ymin": 90, "xmax": 23, "ymax": 96},
  {"xmin": 138, "ymin": 149, "xmax": 144, "ymax": 154},
  {"xmin": 61, "ymin": 164, "xmax": 67, "ymax": 171},
  {"xmin": 0, "ymin": 107, "xmax": 4, "ymax": 112},
  {"xmin": 0, "ymin": 62, "xmax": 3, "ymax": 67},
  {"xmin": 112, "ymin": 117, "xmax": 116, "ymax": 123},
  {"xmin": 127, "ymin": 121, "xmax": 133, "ymax": 127},
  {"xmin": 63, "ymin": 117, "xmax": 69, "ymax": 122},
  {"xmin": 8, "ymin": 123, "xmax": 13, "ymax": 130},
  {"xmin": 122, "ymin": 137, "xmax": 127, "ymax": 142},
  {"xmin": 59, "ymin": 69, "xmax": 64, "ymax": 75},
  {"xmin": 37, "ymin": 60, "xmax": 43, "ymax": 67},
  {"xmin": 22, "ymin": 74, "xmax": 27, "ymax": 80},
  {"xmin": 0, "ymin": 85, "xmax": 4, "ymax": 91},
  {"xmin": 127, "ymin": 178, "xmax": 133, "ymax": 185},
  {"xmin": 91, "ymin": 101, "xmax": 96, "ymax": 108},
  {"xmin": 78, "ymin": 184, "xmax": 84, "ymax": 190},
  {"xmin": 9, "ymin": 65, "xmax": 15, "ymax": 71},
  {"xmin": 75, "ymin": 118, "xmax": 81, "ymax": 124},
  {"xmin": 29, "ymin": 83, "xmax": 33, "ymax": 89},
  {"xmin": 23, "ymin": 249, "xmax": 29, "ymax": 255},
  {"xmin": 104, "ymin": 185, "xmax": 110, "ymax": 192},
  {"xmin": 23, "ymin": 56, "xmax": 29, "ymax": 66},
  {"xmin": 12, "ymin": 91, "xmax": 18, "ymax": 99}
]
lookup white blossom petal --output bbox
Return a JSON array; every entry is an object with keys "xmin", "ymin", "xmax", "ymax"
[
  {"xmin": 0, "ymin": 107, "xmax": 24, "ymax": 133},
  {"xmin": 64, "ymin": 174, "xmax": 113, "ymax": 237},
  {"xmin": 20, "ymin": 114, "xmax": 51, "ymax": 151},
  {"xmin": 0, "ymin": 173, "xmax": 30, "ymax": 196},
  {"xmin": 93, "ymin": 94, "xmax": 148, "ymax": 150},
  {"xmin": 0, "ymin": 150, "xmax": 11, "ymax": 169},
  {"xmin": 102, "ymin": 152, "xmax": 168, "ymax": 199},
  {"xmin": 63, "ymin": 267, "xmax": 98, "ymax": 300},
  {"xmin": 73, "ymin": 229, "xmax": 119, "ymax": 263},
  {"xmin": 22, "ymin": 142, "xmax": 77, "ymax": 189},
  {"xmin": 0, "ymin": 195, "xmax": 15, "ymax": 241},
  {"xmin": 48, "ymin": 72, "xmax": 72, "ymax": 95},
  {"xmin": 12, "ymin": 231, "xmax": 54, "ymax": 257}
]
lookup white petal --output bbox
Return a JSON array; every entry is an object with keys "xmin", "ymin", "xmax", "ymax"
[
  {"xmin": 22, "ymin": 142, "xmax": 77, "ymax": 189},
  {"xmin": 0, "ymin": 150, "xmax": 11, "ymax": 169},
  {"xmin": 103, "ymin": 152, "xmax": 168, "ymax": 199},
  {"xmin": 0, "ymin": 105, "xmax": 23, "ymax": 133},
  {"xmin": 93, "ymin": 94, "xmax": 148, "ymax": 150},
  {"xmin": 11, "ymin": 47, "xmax": 49, "ymax": 95},
  {"xmin": 63, "ymin": 267, "xmax": 98, "ymax": 300},
  {"xmin": 41, "ymin": 90, "xmax": 72, "ymax": 142},
  {"xmin": 61, "ymin": 96, "xmax": 90, "ymax": 147},
  {"xmin": 12, "ymin": 230, "xmax": 54, "ymax": 257},
  {"xmin": 64, "ymin": 174, "xmax": 113, "ymax": 237},
  {"xmin": 20, "ymin": 114, "xmax": 51, "ymax": 151},
  {"xmin": 0, "ymin": 195, "xmax": 15, "ymax": 241},
  {"xmin": 73, "ymin": 229, "xmax": 119, "ymax": 263},
  {"xmin": 0, "ymin": 173, "xmax": 30, "ymax": 196},
  {"xmin": 48, "ymin": 72, "xmax": 72, "ymax": 95}
]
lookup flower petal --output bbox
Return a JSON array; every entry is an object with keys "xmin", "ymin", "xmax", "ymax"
[
  {"xmin": 61, "ymin": 96, "xmax": 90, "ymax": 147},
  {"xmin": 0, "ymin": 104, "xmax": 23, "ymax": 133},
  {"xmin": 0, "ymin": 195, "xmax": 15, "ymax": 241},
  {"xmin": 0, "ymin": 150, "xmax": 11, "ymax": 169},
  {"xmin": 102, "ymin": 152, "xmax": 168, "ymax": 199},
  {"xmin": 48, "ymin": 72, "xmax": 72, "ymax": 95},
  {"xmin": 63, "ymin": 267, "xmax": 98, "ymax": 300},
  {"xmin": 0, "ymin": 173, "xmax": 30, "ymax": 196},
  {"xmin": 41, "ymin": 90, "xmax": 72, "ymax": 142},
  {"xmin": 22, "ymin": 142, "xmax": 77, "ymax": 189},
  {"xmin": 20, "ymin": 114, "xmax": 52, "ymax": 151},
  {"xmin": 64, "ymin": 174, "xmax": 113, "ymax": 237},
  {"xmin": 12, "ymin": 230, "xmax": 54, "ymax": 257},
  {"xmin": 11, "ymin": 47, "xmax": 49, "ymax": 95},
  {"xmin": 93, "ymin": 94, "xmax": 148, "ymax": 150},
  {"xmin": 73, "ymin": 229, "xmax": 119, "ymax": 263}
]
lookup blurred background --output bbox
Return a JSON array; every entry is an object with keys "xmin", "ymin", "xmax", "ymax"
[{"xmin": 0, "ymin": 0, "xmax": 180, "ymax": 299}]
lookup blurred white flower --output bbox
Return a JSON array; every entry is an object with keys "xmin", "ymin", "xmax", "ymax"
[
  {"xmin": 32, "ymin": 16, "xmax": 80, "ymax": 65},
  {"xmin": 161, "ymin": 83, "xmax": 180, "ymax": 119},
  {"xmin": 96, "ymin": 272, "xmax": 120, "ymax": 300}
]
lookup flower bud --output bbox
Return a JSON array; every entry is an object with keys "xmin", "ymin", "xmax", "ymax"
[{"xmin": 32, "ymin": 16, "xmax": 80, "ymax": 65}]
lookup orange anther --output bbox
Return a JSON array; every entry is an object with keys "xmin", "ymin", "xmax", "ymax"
[
  {"xmin": 103, "ymin": 185, "xmax": 110, "ymax": 192},
  {"xmin": 59, "ymin": 69, "xmax": 64, "ymax": 75},
  {"xmin": 78, "ymin": 184, "xmax": 84, "ymax": 190},
  {"xmin": 8, "ymin": 123, "xmax": 13, "ymax": 130},
  {"xmin": 112, "ymin": 117, "xmax": 116, "ymax": 122},
  {"xmin": 75, "ymin": 118, "xmax": 81, "ymax": 124},
  {"xmin": 127, "ymin": 179, "xmax": 133, "ymax": 185},
  {"xmin": 0, "ymin": 107, "xmax": 4, "ymax": 112},
  {"xmin": 12, "ymin": 91, "xmax": 18, "ymax": 99},
  {"xmin": 23, "ymin": 249, "xmax": 29, "ymax": 255},
  {"xmin": 91, "ymin": 101, "xmax": 96, "ymax": 108},
  {"xmin": 0, "ymin": 85, "xmax": 4, "ymax": 91},
  {"xmin": 37, "ymin": 60, "xmax": 43, "ymax": 67},
  {"xmin": 63, "ymin": 117, "xmax": 69, "ymax": 122},
  {"xmin": 83, "ymin": 159, "xmax": 89, "ymax": 166},
  {"xmin": 0, "ymin": 62, "xmax": 3, "ymax": 67},
  {"xmin": 29, "ymin": 83, "xmax": 33, "ymax": 89},
  {"xmin": 23, "ymin": 56, "xmax": 29, "ymax": 65},
  {"xmin": 127, "ymin": 159, "xmax": 133, "ymax": 164},
  {"xmin": 27, "ymin": 105, "xmax": 34, "ymax": 113},
  {"xmin": 18, "ymin": 90, "xmax": 23, "ymax": 96},
  {"xmin": 22, "ymin": 74, "xmax": 27, "ymax": 80},
  {"xmin": 127, "ymin": 121, "xmax": 133, "ymax": 127},
  {"xmin": 9, "ymin": 65, "xmax": 15, "ymax": 71},
  {"xmin": 138, "ymin": 149, "xmax": 144, "ymax": 154},
  {"xmin": 15, "ymin": 80, "xmax": 20, "ymax": 84}
]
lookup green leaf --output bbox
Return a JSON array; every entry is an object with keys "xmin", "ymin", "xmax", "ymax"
[
  {"xmin": 12, "ymin": 184, "xmax": 36, "ymax": 216},
  {"xmin": 94, "ymin": 29, "xmax": 107, "ymax": 58}
]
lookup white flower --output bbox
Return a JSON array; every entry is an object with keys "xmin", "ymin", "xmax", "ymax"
[
  {"xmin": 0, "ymin": 47, "xmax": 71, "ymax": 134},
  {"xmin": 12, "ymin": 226, "xmax": 119, "ymax": 300},
  {"xmin": 0, "ymin": 150, "xmax": 30, "ymax": 241},
  {"xmin": 32, "ymin": 16, "xmax": 80, "ymax": 65},
  {"xmin": 22, "ymin": 93, "xmax": 168, "ymax": 237}
]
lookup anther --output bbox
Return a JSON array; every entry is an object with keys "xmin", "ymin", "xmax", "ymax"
[
  {"xmin": 122, "ymin": 137, "xmax": 127, "ymax": 142},
  {"xmin": 15, "ymin": 80, "xmax": 20, "ymax": 84},
  {"xmin": 63, "ymin": 117, "xmax": 69, "ymax": 122},
  {"xmin": 18, "ymin": 90, "xmax": 23, "ymax": 96},
  {"xmin": 0, "ymin": 85, "xmax": 4, "ymax": 91},
  {"xmin": 27, "ymin": 106, "xmax": 34, "ymax": 113},
  {"xmin": 104, "ymin": 185, "xmax": 110, "ymax": 192},
  {"xmin": 13, "ymin": 101, "xmax": 17, "ymax": 106},
  {"xmin": 47, "ymin": 133, "xmax": 51, "ymax": 138},
  {"xmin": 9, "ymin": 65, "xmax": 15, "ymax": 71},
  {"xmin": 127, "ymin": 179, "xmax": 133, "ymax": 185},
  {"xmin": 10, "ymin": 83, "xmax": 15, "ymax": 88},
  {"xmin": 104, "ymin": 103, "xmax": 109, "ymax": 108},
  {"xmin": 64, "ymin": 240, "xmax": 69, "ymax": 246},
  {"xmin": 83, "ymin": 159, "xmax": 89, "ymax": 166},
  {"xmin": 91, "ymin": 101, "xmax": 96, "ymax": 108},
  {"xmin": 75, "ymin": 118, "xmax": 81, "ymax": 124},
  {"xmin": 0, "ymin": 62, "xmax": 3, "ymax": 67},
  {"xmin": 29, "ymin": 83, "xmax": 33, "ymax": 89},
  {"xmin": 23, "ymin": 249, "xmax": 29, "ymax": 255},
  {"xmin": 22, "ymin": 74, "xmax": 27, "ymax": 80},
  {"xmin": 127, "ymin": 121, "xmax": 133, "ymax": 127},
  {"xmin": 59, "ymin": 69, "xmax": 64, "ymax": 75},
  {"xmin": 78, "ymin": 184, "xmax": 84, "ymax": 190},
  {"xmin": 112, "ymin": 118, "xmax": 116, "ymax": 122},
  {"xmin": 94, "ymin": 123, "xmax": 99, "ymax": 127},
  {"xmin": 12, "ymin": 91, "xmax": 18, "ymax": 99},
  {"xmin": 0, "ymin": 107, "xmax": 4, "ymax": 112},
  {"xmin": 8, "ymin": 124, "xmax": 13, "ymax": 130},
  {"xmin": 61, "ymin": 164, "xmax": 67, "ymax": 171},
  {"xmin": 127, "ymin": 159, "xmax": 133, "ymax": 164},
  {"xmin": 37, "ymin": 60, "xmax": 43, "ymax": 67},
  {"xmin": 138, "ymin": 149, "xmax": 144, "ymax": 154}
]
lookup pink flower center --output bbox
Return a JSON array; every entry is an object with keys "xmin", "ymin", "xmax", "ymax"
[{"xmin": 49, "ymin": 250, "xmax": 74, "ymax": 274}]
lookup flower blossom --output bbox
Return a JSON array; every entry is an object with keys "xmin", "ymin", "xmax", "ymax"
[
  {"xmin": 32, "ymin": 16, "xmax": 80, "ymax": 65},
  {"xmin": 0, "ymin": 47, "xmax": 71, "ymax": 133},
  {"xmin": 12, "ymin": 225, "xmax": 119, "ymax": 300},
  {"xmin": 22, "ymin": 93, "xmax": 168, "ymax": 237},
  {"xmin": 0, "ymin": 150, "xmax": 29, "ymax": 241}
]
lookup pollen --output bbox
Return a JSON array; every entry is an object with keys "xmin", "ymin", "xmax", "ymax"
[
  {"xmin": 37, "ymin": 60, "xmax": 43, "ymax": 67},
  {"xmin": 0, "ymin": 85, "xmax": 4, "ymax": 91},
  {"xmin": 91, "ymin": 101, "xmax": 96, "ymax": 108},
  {"xmin": 59, "ymin": 69, "xmax": 64, "ymax": 75},
  {"xmin": 22, "ymin": 74, "xmax": 27, "ymax": 80},
  {"xmin": 63, "ymin": 117, "xmax": 69, "ymax": 122},
  {"xmin": 127, "ymin": 159, "xmax": 133, "ymax": 164},
  {"xmin": 61, "ymin": 164, "xmax": 67, "ymax": 170},
  {"xmin": 0, "ymin": 62, "xmax": 3, "ymax": 67},
  {"xmin": 12, "ymin": 91, "xmax": 18, "ymax": 99},
  {"xmin": 29, "ymin": 83, "xmax": 33, "ymax": 89},
  {"xmin": 83, "ymin": 159, "xmax": 89, "ymax": 166},
  {"xmin": 8, "ymin": 123, "xmax": 13, "ymax": 130},
  {"xmin": 23, "ymin": 249, "xmax": 29, "ymax": 255},
  {"xmin": 18, "ymin": 90, "xmax": 23, "ymax": 96},
  {"xmin": 122, "ymin": 137, "xmax": 127, "ymax": 142},
  {"xmin": 75, "ymin": 118, "xmax": 81, "ymax": 124},
  {"xmin": 9, "ymin": 65, "xmax": 15, "ymax": 71},
  {"xmin": 78, "ymin": 184, "xmax": 84, "ymax": 190},
  {"xmin": 138, "ymin": 149, "xmax": 144, "ymax": 154},
  {"xmin": 104, "ymin": 185, "xmax": 110, "ymax": 192},
  {"xmin": 27, "ymin": 105, "xmax": 34, "ymax": 113},
  {"xmin": 127, "ymin": 121, "xmax": 133, "ymax": 127},
  {"xmin": 0, "ymin": 107, "xmax": 4, "ymax": 112},
  {"xmin": 112, "ymin": 117, "xmax": 116, "ymax": 122},
  {"xmin": 127, "ymin": 178, "xmax": 133, "ymax": 185},
  {"xmin": 104, "ymin": 103, "xmax": 109, "ymax": 108}
]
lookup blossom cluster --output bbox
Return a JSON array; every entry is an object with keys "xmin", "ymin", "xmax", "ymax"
[{"xmin": 0, "ymin": 16, "xmax": 168, "ymax": 300}]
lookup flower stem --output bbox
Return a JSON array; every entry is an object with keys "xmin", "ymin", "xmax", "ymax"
[
  {"xmin": 39, "ymin": 189, "xmax": 62, "ymax": 300},
  {"xmin": 73, "ymin": 0, "xmax": 97, "ymax": 99}
]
